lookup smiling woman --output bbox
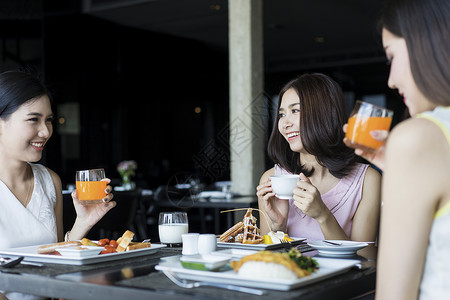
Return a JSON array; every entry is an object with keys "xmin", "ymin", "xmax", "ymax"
[
  {"xmin": 256, "ymin": 73, "xmax": 381, "ymax": 244},
  {"xmin": 0, "ymin": 69, "xmax": 117, "ymax": 300}
]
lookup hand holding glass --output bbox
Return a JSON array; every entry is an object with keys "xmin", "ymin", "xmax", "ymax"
[
  {"xmin": 76, "ymin": 168, "xmax": 107, "ymax": 205},
  {"xmin": 345, "ymin": 101, "xmax": 393, "ymax": 153}
]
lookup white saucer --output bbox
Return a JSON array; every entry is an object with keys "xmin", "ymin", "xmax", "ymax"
[{"xmin": 307, "ymin": 240, "xmax": 368, "ymax": 257}]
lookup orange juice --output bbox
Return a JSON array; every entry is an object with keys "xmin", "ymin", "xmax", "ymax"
[
  {"xmin": 346, "ymin": 115, "xmax": 392, "ymax": 152},
  {"xmin": 76, "ymin": 180, "xmax": 107, "ymax": 202}
]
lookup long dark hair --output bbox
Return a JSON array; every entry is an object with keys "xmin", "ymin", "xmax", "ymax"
[
  {"xmin": 378, "ymin": 0, "xmax": 450, "ymax": 106},
  {"xmin": 268, "ymin": 73, "xmax": 358, "ymax": 178},
  {"xmin": 0, "ymin": 69, "xmax": 50, "ymax": 120}
]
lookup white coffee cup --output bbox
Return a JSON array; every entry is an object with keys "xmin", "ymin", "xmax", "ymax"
[
  {"xmin": 198, "ymin": 234, "xmax": 217, "ymax": 255},
  {"xmin": 270, "ymin": 175, "xmax": 300, "ymax": 199},
  {"xmin": 182, "ymin": 233, "xmax": 199, "ymax": 255}
]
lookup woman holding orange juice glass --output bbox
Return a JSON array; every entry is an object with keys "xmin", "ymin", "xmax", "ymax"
[
  {"xmin": 0, "ymin": 69, "xmax": 116, "ymax": 252},
  {"xmin": 344, "ymin": 0, "xmax": 450, "ymax": 299},
  {"xmin": 257, "ymin": 73, "xmax": 381, "ymax": 243}
]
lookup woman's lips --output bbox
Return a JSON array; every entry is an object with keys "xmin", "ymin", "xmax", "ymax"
[
  {"xmin": 286, "ymin": 132, "xmax": 299, "ymax": 141},
  {"xmin": 30, "ymin": 142, "xmax": 45, "ymax": 151}
]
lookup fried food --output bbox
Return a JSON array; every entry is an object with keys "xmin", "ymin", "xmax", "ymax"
[
  {"xmin": 219, "ymin": 221, "xmax": 244, "ymax": 242},
  {"xmin": 126, "ymin": 242, "xmax": 151, "ymax": 251},
  {"xmin": 242, "ymin": 209, "xmax": 263, "ymax": 244},
  {"xmin": 230, "ymin": 250, "xmax": 313, "ymax": 278},
  {"xmin": 116, "ymin": 230, "xmax": 134, "ymax": 252},
  {"xmin": 37, "ymin": 241, "xmax": 81, "ymax": 254},
  {"xmin": 220, "ymin": 208, "xmax": 263, "ymax": 244},
  {"xmin": 81, "ymin": 238, "xmax": 98, "ymax": 247}
]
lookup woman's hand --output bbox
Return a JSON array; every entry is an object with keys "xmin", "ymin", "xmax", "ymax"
[
  {"xmin": 256, "ymin": 178, "xmax": 289, "ymax": 230},
  {"xmin": 292, "ymin": 173, "xmax": 329, "ymax": 220},
  {"xmin": 72, "ymin": 178, "xmax": 116, "ymax": 228},
  {"xmin": 343, "ymin": 124, "xmax": 388, "ymax": 171}
]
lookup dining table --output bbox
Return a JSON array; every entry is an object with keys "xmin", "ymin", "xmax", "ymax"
[{"xmin": 0, "ymin": 242, "xmax": 377, "ymax": 300}]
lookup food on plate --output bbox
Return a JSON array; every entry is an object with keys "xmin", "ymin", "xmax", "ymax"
[
  {"xmin": 126, "ymin": 242, "xmax": 151, "ymax": 251},
  {"xmin": 37, "ymin": 241, "xmax": 81, "ymax": 254},
  {"xmin": 263, "ymin": 231, "xmax": 294, "ymax": 244},
  {"xmin": 116, "ymin": 230, "xmax": 135, "ymax": 252},
  {"xmin": 37, "ymin": 229, "xmax": 150, "ymax": 255},
  {"xmin": 81, "ymin": 238, "xmax": 98, "ymax": 247},
  {"xmin": 97, "ymin": 238, "xmax": 110, "ymax": 246},
  {"xmin": 219, "ymin": 221, "xmax": 244, "ymax": 242},
  {"xmin": 230, "ymin": 248, "xmax": 318, "ymax": 280},
  {"xmin": 219, "ymin": 208, "xmax": 263, "ymax": 244}
]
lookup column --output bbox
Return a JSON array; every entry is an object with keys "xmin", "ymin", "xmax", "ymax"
[{"xmin": 228, "ymin": 0, "xmax": 265, "ymax": 197}]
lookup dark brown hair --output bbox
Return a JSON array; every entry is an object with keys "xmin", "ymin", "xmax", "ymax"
[
  {"xmin": 378, "ymin": 0, "xmax": 450, "ymax": 106},
  {"xmin": 268, "ymin": 73, "xmax": 358, "ymax": 178},
  {"xmin": 0, "ymin": 69, "xmax": 51, "ymax": 120}
]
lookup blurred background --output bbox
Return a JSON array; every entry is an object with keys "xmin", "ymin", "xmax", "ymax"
[
  {"xmin": 0, "ymin": 0, "xmax": 406, "ymax": 189},
  {"xmin": 0, "ymin": 0, "xmax": 406, "ymax": 238}
]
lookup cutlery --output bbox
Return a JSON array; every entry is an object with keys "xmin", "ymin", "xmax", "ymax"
[
  {"xmin": 0, "ymin": 256, "xmax": 43, "ymax": 268},
  {"xmin": 323, "ymin": 240, "xmax": 342, "ymax": 246},
  {"xmin": 323, "ymin": 240, "xmax": 377, "ymax": 246},
  {"xmin": 0, "ymin": 256, "xmax": 24, "ymax": 268},
  {"xmin": 280, "ymin": 239, "xmax": 293, "ymax": 252},
  {"xmin": 162, "ymin": 270, "xmax": 265, "ymax": 295}
]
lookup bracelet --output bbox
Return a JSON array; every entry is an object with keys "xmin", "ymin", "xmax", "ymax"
[{"xmin": 64, "ymin": 231, "xmax": 71, "ymax": 242}]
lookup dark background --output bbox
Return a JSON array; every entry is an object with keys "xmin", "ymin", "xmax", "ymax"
[{"xmin": 0, "ymin": 0, "xmax": 406, "ymax": 191}]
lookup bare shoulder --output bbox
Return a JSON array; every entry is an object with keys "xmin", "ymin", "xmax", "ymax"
[
  {"xmin": 386, "ymin": 117, "xmax": 449, "ymax": 189},
  {"xmin": 259, "ymin": 167, "xmax": 275, "ymax": 184},
  {"xmin": 364, "ymin": 166, "xmax": 381, "ymax": 183},
  {"xmin": 45, "ymin": 167, "xmax": 63, "ymax": 192},
  {"xmin": 387, "ymin": 117, "xmax": 448, "ymax": 156}
]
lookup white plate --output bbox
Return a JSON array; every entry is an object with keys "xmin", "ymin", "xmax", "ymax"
[
  {"xmin": 0, "ymin": 243, "xmax": 166, "ymax": 265},
  {"xmin": 156, "ymin": 256, "xmax": 359, "ymax": 291},
  {"xmin": 217, "ymin": 237, "xmax": 306, "ymax": 250},
  {"xmin": 55, "ymin": 246, "xmax": 103, "ymax": 258},
  {"xmin": 180, "ymin": 254, "xmax": 230, "ymax": 271},
  {"xmin": 307, "ymin": 240, "xmax": 368, "ymax": 257},
  {"xmin": 211, "ymin": 249, "xmax": 257, "ymax": 259}
]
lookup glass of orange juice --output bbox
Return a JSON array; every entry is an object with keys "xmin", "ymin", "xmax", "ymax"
[
  {"xmin": 346, "ymin": 101, "xmax": 394, "ymax": 153},
  {"xmin": 75, "ymin": 168, "xmax": 107, "ymax": 204}
]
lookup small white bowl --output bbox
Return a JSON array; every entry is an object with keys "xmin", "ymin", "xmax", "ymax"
[
  {"xmin": 55, "ymin": 246, "xmax": 103, "ymax": 258},
  {"xmin": 270, "ymin": 175, "xmax": 300, "ymax": 199},
  {"xmin": 180, "ymin": 254, "xmax": 230, "ymax": 271}
]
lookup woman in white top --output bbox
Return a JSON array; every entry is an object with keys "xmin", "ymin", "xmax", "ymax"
[
  {"xmin": 0, "ymin": 69, "xmax": 116, "ymax": 249},
  {"xmin": 344, "ymin": 0, "xmax": 450, "ymax": 299}
]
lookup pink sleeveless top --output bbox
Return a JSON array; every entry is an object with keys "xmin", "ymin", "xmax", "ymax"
[{"xmin": 275, "ymin": 163, "xmax": 369, "ymax": 241}]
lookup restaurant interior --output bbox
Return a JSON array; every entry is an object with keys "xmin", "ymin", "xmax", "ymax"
[
  {"xmin": 0, "ymin": 1, "xmax": 413, "ymax": 298},
  {"xmin": 0, "ymin": 0, "xmax": 405, "ymax": 240}
]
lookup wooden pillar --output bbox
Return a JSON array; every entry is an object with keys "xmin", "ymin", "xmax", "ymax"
[{"xmin": 228, "ymin": 0, "xmax": 265, "ymax": 197}]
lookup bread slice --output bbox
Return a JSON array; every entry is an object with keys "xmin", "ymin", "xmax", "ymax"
[
  {"xmin": 116, "ymin": 230, "xmax": 134, "ymax": 252},
  {"xmin": 126, "ymin": 242, "xmax": 151, "ymax": 251}
]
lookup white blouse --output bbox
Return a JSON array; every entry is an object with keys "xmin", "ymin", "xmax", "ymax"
[{"xmin": 0, "ymin": 163, "xmax": 57, "ymax": 250}]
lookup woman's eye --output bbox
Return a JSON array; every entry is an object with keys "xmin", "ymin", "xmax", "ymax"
[
  {"xmin": 27, "ymin": 118, "xmax": 39, "ymax": 122},
  {"xmin": 278, "ymin": 113, "xmax": 285, "ymax": 118},
  {"xmin": 46, "ymin": 117, "xmax": 54, "ymax": 123},
  {"xmin": 292, "ymin": 109, "xmax": 300, "ymax": 113}
]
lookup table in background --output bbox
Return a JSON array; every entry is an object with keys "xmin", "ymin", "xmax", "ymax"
[
  {"xmin": 149, "ymin": 196, "xmax": 258, "ymax": 235},
  {"xmin": 64, "ymin": 189, "xmax": 258, "ymax": 241},
  {"xmin": 0, "ymin": 245, "xmax": 377, "ymax": 300}
]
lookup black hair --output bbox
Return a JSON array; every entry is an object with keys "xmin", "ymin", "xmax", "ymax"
[
  {"xmin": 268, "ymin": 73, "xmax": 358, "ymax": 178},
  {"xmin": 0, "ymin": 69, "xmax": 51, "ymax": 120},
  {"xmin": 378, "ymin": 0, "xmax": 450, "ymax": 106}
]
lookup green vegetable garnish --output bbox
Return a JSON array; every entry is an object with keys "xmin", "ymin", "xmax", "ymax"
[{"xmin": 286, "ymin": 248, "xmax": 319, "ymax": 273}]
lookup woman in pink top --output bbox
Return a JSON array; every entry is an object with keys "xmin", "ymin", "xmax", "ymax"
[{"xmin": 257, "ymin": 73, "xmax": 381, "ymax": 242}]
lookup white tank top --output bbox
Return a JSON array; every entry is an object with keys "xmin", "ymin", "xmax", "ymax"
[{"xmin": 417, "ymin": 106, "xmax": 450, "ymax": 300}]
